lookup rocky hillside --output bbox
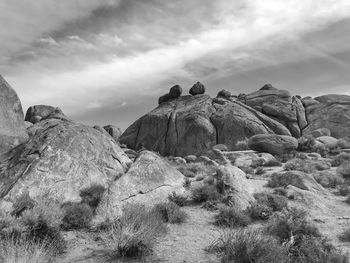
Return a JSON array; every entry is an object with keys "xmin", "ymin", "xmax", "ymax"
[{"xmin": 120, "ymin": 82, "xmax": 350, "ymax": 156}]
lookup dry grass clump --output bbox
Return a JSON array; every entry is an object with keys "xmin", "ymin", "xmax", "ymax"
[
  {"xmin": 168, "ymin": 191, "xmax": 187, "ymax": 206},
  {"xmin": 61, "ymin": 202, "xmax": 93, "ymax": 230},
  {"xmin": 213, "ymin": 206, "xmax": 251, "ymax": 228},
  {"xmin": 208, "ymin": 228, "xmax": 290, "ymax": 263},
  {"xmin": 246, "ymin": 192, "xmax": 288, "ymax": 221},
  {"xmin": 176, "ymin": 162, "xmax": 217, "ymax": 178},
  {"xmin": 0, "ymin": 237, "xmax": 55, "ymax": 263},
  {"xmin": 153, "ymin": 202, "xmax": 188, "ymax": 224},
  {"xmin": 298, "ymin": 135, "xmax": 316, "ymax": 152},
  {"xmin": 331, "ymin": 152, "xmax": 350, "ymax": 167},
  {"xmin": 337, "ymin": 185, "xmax": 350, "ymax": 196},
  {"xmin": 267, "ymin": 172, "xmax": 308, "ymax": 190},
  {"xmin": 79, "ymin": 184, "xmax": 105, "ymax": 212},
  {"xmin": 98, "ymin": 204, "xmax": 166, "ymax": 259},
  {"xmin": 235, "ymin": 139, "xmax": 249, "ymax": 150},
  {"xmin": 284, "ymin": 158, "xmax": 330, "ymax": 173},
  {"xmin": 191, "ymin": 184, "xmax": 221, "ymax": 203},
  {"xmin": 313, "ymin": 171, "xmax": 345, "ymax": 188}
]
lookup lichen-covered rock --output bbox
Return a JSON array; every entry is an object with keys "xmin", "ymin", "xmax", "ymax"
[
  {"xmin": 248, "ymin": 134, "xmax": 298, "ymax": 156},
  {"xmin": 120, "ymin": 95, "xmax": 290, "ymax": 157},
  {"xmin": 0, "ymin": 75, "xmax": 28, "ymax": 154},
  {"xmin": 25, "ymin": 105, "xmax": 69, "ymax": 124}
]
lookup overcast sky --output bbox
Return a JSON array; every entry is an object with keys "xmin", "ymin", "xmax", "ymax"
[{"xmin": 1, "ymin": 0, "xmax": 350, "ymax": 129}]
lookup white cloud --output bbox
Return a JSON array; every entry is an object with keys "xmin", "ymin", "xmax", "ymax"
[{"xmin": 2, "ymin": 0, "xmax": 350, "ymax": 116}]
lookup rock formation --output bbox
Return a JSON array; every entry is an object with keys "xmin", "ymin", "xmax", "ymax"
[
  {"xmin": 119, "ymin": 94, "xmax": 290, "ymax": 157},
  {"xmin": 0, "ymin": 75, "xmax": 28, "ymax": 154},
  {"xmin": 189, "ymin": 81, "xmax": 205, "ymax": 95},
  {"xmin": 25, "ymin": 105, "xmax": 69, "ymax": 124},
  {"xmin": 248, "ymin": 134, "xmax": 298, "ymax": 156},
  {"xmin": 103, "ymin": 125, "xmax": 123, "ymax": 141}
]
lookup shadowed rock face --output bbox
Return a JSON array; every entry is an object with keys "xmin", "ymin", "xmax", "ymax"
[
  {"xmin": 0, "ymin": 119, "xmax": 131, "ymax": 206},
  {"xmin": 25, "ymin": 105, "xmax": 69, "ymax": 124},
  {"xmin": 119, "ymin": 95, "xmax": 290, "ymax": 156},
  {"xmin": 0, "ymin": 75, "xmax": 28, "ymax": 154},
  {"xmin": 303, "ymin": 94, "xmax": 350, "ymax": 138}
]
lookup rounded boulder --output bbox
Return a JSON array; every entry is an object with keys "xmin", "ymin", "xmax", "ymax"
[{"xmin": 248, "ymin": 134, "xmax": 298, "ymax": 156}]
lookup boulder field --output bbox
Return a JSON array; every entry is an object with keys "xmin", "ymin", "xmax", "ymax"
[{"xmin": 120, "ymin": 83, "xmax": 350, "ymax": 156}]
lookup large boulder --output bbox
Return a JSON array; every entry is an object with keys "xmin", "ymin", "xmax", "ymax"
[
  {"xmin": 25, "ymin": 105, "xmax": 69, "ymax": 124},
  {"xmin": 316, "ymin": 136, "xmax": 338, "ymax": 149},
  {"xmin": 97, "ymin": 151, "xmax": 185, "ymax": 217},
  {"xmin": 103, "ymin": 125, "xmax": 123, "ymax": 141},
  {"xmin": 189, "ymin": 81, "xmax": 205, "ymax": 95},
  {"xmin": 239, "ymin": 86, "xmax": 302, "ymax": 137},
  {"xmin": 0, "ymin": 75, "xmax": 28, "ymax": 154},
  {"xmin": 119, "ymin": 95, "xmax": 290, "ymax": 157},
  {"xmin": 169, "ymin": 85, "xmax": 182, "ymax": 99},
  {"xmin": 248, "ymin": 134, "xmax": 298, "ymax": 156},
  {"xmin": 0, "ymin": 119, "xmax": 132, "ymax": 212},
  {"xmin": 303, "ymin": 94, "xmax": 350, "ymax": 138}
]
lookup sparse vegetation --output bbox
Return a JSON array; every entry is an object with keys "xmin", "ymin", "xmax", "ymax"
[
  {"xmin": 331, "ymin": 152, "xmax": 350, "ymax": 167},
  {"xmin": 208, "ymin": 229, "xmax": 290, "ymax": 263},
  {"xmin": 168, "ymin": 191, "xmax": 187, "ymax": 206},
  {"xmin": 339, "ymin": 229, "xmax": 350, "ymax": 242},
  {"xmin": 337, "ymin": 162, "xmax": 350, "ymax": 179},
  {"xmin": 191, "ymin": 184, "xmax": 221, "ymax": 203},
  {"xmin": 313, "ymin": 171, "xmax": 344, "ymax": 188},
  {"xmin": 213, "ymin": 205, "xmax": 251, "ymax": 227},
  {"xmin": 98, "ymin": 204, "xmax": 166, "ymax": 259},
  {"xmin": 337, "ymin": 185, "xmax": 350, "ymax": 196},
  {"xmin": 79, "ymin": 184, "xmax": 105, "ymax": 211},
  {"xmin": 253, "ymin": 192, "xmax": 288, "ymax": 212},
  {"xmin": 61, "ymin": 202, "xmax": 93, "ymax": 230},
  {"xmin": 264, "ymin": 159, "xmax": 283, "ymax": 167},
  {"xmin": 298, "ymin": 135, "xmax": 316, "ymax": 152},
  {"xmin": 267, "ymin": 172, "xmax": 308, "ymax": 190},
  {"xmin": 11, "ymin": 192, "xmax": 35, "ymax": 217},
  {"xmin": 153, "ymin": 202, "xmax": 188, "ymax": 224},
  {"xmin": 284, "ymin": 158, "xmax": 330, "ymax": 173},
  {"xmin": 246, "ymin": 202, "xmax": 273, "ymax": 220},
  {"xmin": 235, "ymin": 139, "xmax": 249, "ymax": 150}
]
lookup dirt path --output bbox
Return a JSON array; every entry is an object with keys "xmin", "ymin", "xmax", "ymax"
[{"xmin": 151, "ymin": 206, "xmax": 221, "ymax": 263}]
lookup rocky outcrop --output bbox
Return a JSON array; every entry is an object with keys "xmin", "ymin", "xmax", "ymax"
[
  {"xmin": 189, "ymin": 81, "xmax": 205, "ymax": 95},
  {"xmin": 248, "ymin": 134, "xmax": 298, "ymax": 156},
  {"xmin": 103, "ymin": 125, "xmax": 123, "ymax": 141},
  {"xmin": 0, "ymin": 75, "xmax": 28, "ymax": 154},
  {"xmin": 303, "ymin": 94, "xmax": 350, "ymax": 138},
  {"xmin": 158, "ymin": 85, "xmax": 183, "ymax": 105},
  {"xmin": 309, "ymin": 128, "xmax": 331, "ymax": 138},
  {"xmin": 25, "ymin": 105, "xmax": 69, "ymax": 124},
  {"xmin": 97, "ymin": 151, "xmax": 185, "ymax": 217},
  {"xmin": 120, "ymin": 95, "xmax": 291, "ymax": 157},
  {"xmin": 238, "ymin": 85, "xmax": 304, "ymax": 137},
  {"xmin": 0, "ymin": 119, "xmax": 131, "ymax": 212}
]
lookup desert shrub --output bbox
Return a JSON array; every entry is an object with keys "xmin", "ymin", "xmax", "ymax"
[
  {"xmin": 213, "ymin": 206, "xmax": 251, "ymax": 227},
  {"xmin": 168, "ymin": 191, "xmax": 187, "ymax": 207},
  {"xmin": 0, "ymin": 237, "xmax": 55, "ymax": 263},
  {"xmin": 338, "ymin": 137, "xmax": 350, "ymax": 149},
  {"xmin": 339, "ymin": 229, "xmax": 350, "ymax": 242},
  {"xmin": 284, "ymin": 158, "xmax": 330, "ymax": 173},
  {"xmin": 153, "ymin": 202, "xmax": 187, "ymax": 224},
  {"xmin": 267, "ymin": 172, "xmax": 308, "ymax": 190},
  {"xmin": 337, "ymin": 185, "xmax": 350, "ymax": 196},
  {"xmin": 337, "ymin": 162, "xmax": 350, "ymax": 179},
  {"xmin": 298, "ymin": 135, "xmax": 316, "ymax": 152},
  {"xmin": 273, "ymin": 187, "xmax": 288, "ymax": 196},
  {"xmin": 264, "ymin": 159, "xmax": 283, "ymax": 167},
  {"xmin": 61, "ymin": 202, "xmax": 93, "ymax": 230},
  {"xmin": 313, "ymin": 143, "xmax": 330, "ymax": 157},
  {"xmin": 313, "ymin": 171, "xmax": 344, "ymax": 188},
  {"xmin": 176, "ymin": 166, "xmax": 196, "ymax": 178},
  {"xmin": 254, "ymin": 192, "xmax": 288, "ymax": 212},
  {"xmin": 265, "ymin": 208, "xmax": 320, "ymax": 243},
  {"xmin": 208, "ymin": 228, "xmax": 289, "ymax": 263},
  {"xmin": 80, "ymin": 184, "xmax": 105, "ymax": 211},
  {"xmin": 183, "ymin": 177, "xmax": 191, "ymax": 189},
  {"xmin": 176, "ymin": 163, "xmax": 217, "ymax": 178},
  {"xmin": 202, "ymin": 200, "xmax": 219, "ymax": 211},
  {"xmin": 240, "ymin": 166, "xmax": 254, "ymax": 175},
  {"xmin": 246, "ymin": 202, "xmax": 273, "ymax": 221},
  {"xmin": 191, "ymin": 184, "xmax": 221, "ymax": 203},
  {"xmin": 289, "ymin": 236, "xmax": 349, "ymax": 263},
  {"xmin": 11, "ymin": 192, "xmax": 35, "ymax": 217},
  {"xmin": 255, "ymin": 166, "xmax": 265, "ymax": 175},
  {"xmin": 332, "ymin": 152, "xmax": 350, "ymax": 167},
  {"xmin": 235, "ymin": 139, "xmax": 249, "ymax": 150},
  {"xmin": 98, "ymin": 204, "xmax": 166, "ymax": 259}
]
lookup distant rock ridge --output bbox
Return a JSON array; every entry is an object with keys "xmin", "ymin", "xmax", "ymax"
[{"xmin": 120, "ymin": 82, "xmax": 350, "ymax": 156}]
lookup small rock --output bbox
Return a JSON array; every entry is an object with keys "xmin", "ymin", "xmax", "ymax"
[
  {"xmin": 189, "ymin": 81, "xmax": 205, "ymax": 95},
  {"xmin": 169, "ymin": 85, "xmax": 182, "ymax": 99}
]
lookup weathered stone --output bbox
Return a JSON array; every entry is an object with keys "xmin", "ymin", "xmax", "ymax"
[
  {"xmin": 103, "ymin": 125, "xmax": 122, "ymax": 141},
  {"xmin": 217, "ymin": 89, "xmax": 231, "ymax": 99},
  {"xmin": 248, "ymin": 134, "xmax": 298, "ymax": 156},
  {"xmin": 0, "ymin": 119, "xmax": 131, "ymax": 212},
  {"xmin": 309, "ymin": 128, "xmax": 331, "ymax": 138},
  {"xmin": 316, "ymin": 136, "xmax": 338, "ymax": 149},
  {"xmin": 169, "ymin": 85, "xmax": 182, "ymax": 99},
  {"xmin": 189, "ymin": 81, "xmax": 205, "ymax": 95},
  {"xmin": 158, "ymin": 93, "xmax": 171, "ymax": 104},
  {"xmin": 25, "ymin": 105, "xmax": 69, "ymax": 124},
  {"xmin": 0, "ymin": 75, "xmax": 28, "ymax": 154}
]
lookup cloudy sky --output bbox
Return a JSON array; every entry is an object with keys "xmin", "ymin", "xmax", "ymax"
[{"xmin": 1, "ymin": 0, "xmax": 350, "ymax": 129}]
